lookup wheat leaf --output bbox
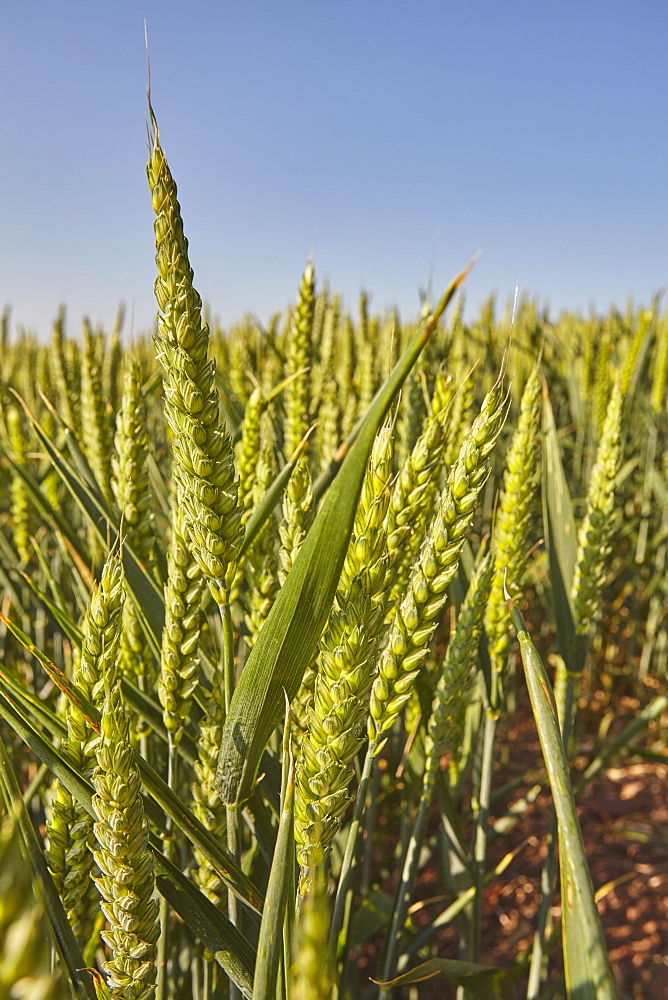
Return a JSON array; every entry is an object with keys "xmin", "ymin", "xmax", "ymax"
[
  {"xmin": 510, "ymin": 601, "xmax": 617, "ymax": 1000},
  {"xmin": 217, "ymin": 261, "xmax": 473, "ymax": 806}
]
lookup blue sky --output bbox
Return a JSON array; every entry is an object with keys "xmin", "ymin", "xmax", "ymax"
[{"xmin": 1, "ymin": 1, "xmax": 666, "ymax": 338}]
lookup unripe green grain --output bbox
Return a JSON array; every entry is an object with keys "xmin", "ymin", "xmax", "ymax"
[
  {"xmin": 295, "ymin": 585, "xmax": 385, "ymax": 881},
  {"xmin": 6, "ymin": 403, "xmax": 31, "ymax": 564},
  {"xmin": 444, "ymin": 365, "xmax": 475, "ymax": 469},
  {"xmin": 334, "ymin": 313, "xmax": 355, "ymax": 401},
  {"xmin": 310, "ymin": 293, "xmax": 339, "ymax": 417},
  {"xmin": 395, "ymin": 368, "xmax": 424, "ymax": 468},
  {"xmin": 283, "ymin": 262, "xmax": 315, "ymax": 460},
  {"xmin": 281, "ymin": 456, "xmax": 317, "ymax": 739},
  {"xmin": 650, "ymin": 311, "xmax": 668, "ymax": 413},
  {"xmin": 385, "ymin": 371, "xmax": 455, "ymax": 607},
  {"xmin": 278, "ymin": 455, "xmax": 314, "ymax": 587},
  {"xmin": 258, "ymin": 313, "xmax": 283, "ymax": 398},
  {"xmin": 234, "ymin": 385, "xmax": 265, "ymax": 520},
  {"xmin": 620, "ymin": 309, "xmax": 652, "ymax": 399},
  {"xmin": 290, "ymin": 867, "xmax": 335, "ymax": 1000},
  {"xmin": 354, "ymin": 335, "xmax": 376, "ymax": 420},
  {"xmin": 35, "ymin": 346, "xmax": 62, "ymax": 511},
  {"xmin": 367, "ymin": 373, "xmax": 507, "ymax": 748},
  {"xmin": 425, "ymin": 549, "xmax": 494, "ymax": 784},
  {"xmin": 294, "ymin": 425, "xmax": 394, "ymax": 882},
  {"xmin": 380, "ymin": 549, "xmax": 495, "ymax": 985},
  {"xmin": 228, "ymin": 383, "xmax": 269, "ymax": 602},
  {"xmin": 103, "ymin": 306, "xmax": 125, "ymax": 416},
  {"xmin": 45, "ymin": 547, "xmax": 125, "ymax": 944},
  {"xmin": 112, "ymin": 360, "xmax": 156, "ymax": 571},
  {"xmin": 312, "ymin": 281, "xmax": 329, "ymax": 350},
  {"xmin": 77, "ymin": 548, "xmax": 126, "ymax": 709},
  {"xmin": 244, "ymin": 412, "xmax": 280, "ymax": 647},
  {"xmin": 571, "ymin": 380, "xmax": 623, "ymax": 637},
  {"xmin": 63, "ymin": 335, "xmax": 83, "ymax": 438},
  {"xmin": 81, "ymin": 319, "xmax": 114, "ymax": 504},
  {"xmin": 147, "ymin": 112, "xmax": 243, "ymax": 605},
  {"xmin": 112, "ymin": 360, "xmax": 158, "ymax": 694},
  {"xmin": 227, "ymin": 322, "xmax": 253, "ymax": 408},
  {"xmin": 91, "ymin": 674, "xmax": 160, "ymax": 999},
  {"xmin": 484, "ymin": 364, "xmax": 542, "ymax": 678},
  {"xmin": 338, "ymin": 421, "xmax": 394, "ymax": 605},
  {"xmin": 314, "ymin": 371, "xmax": 341, "ymax": 473},
  {"xmin": 594, "ymin": 329, "xmax": 611, "ymax": 439},
  {"xmin": 190, "ymin": 678, "xmax": 227, "ymax": 903},
  {"xmin": 157, "ymin": 500, "xmax": 204, "ymax": 747}
]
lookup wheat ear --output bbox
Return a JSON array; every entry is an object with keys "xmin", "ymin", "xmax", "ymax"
[
  {"xmin": 80, "ymin": 319, "xmax": 113, "ymax": 504},
  {"xmin": 243, "ymin": 411, "xmax": 280, "ymax": 647},
  {"xmin": 283, "ymin": 261, "xmax": 315, "ymax": 460},
  {"xmin": 484, "ymin": 363, "xmax": 542, "ymax": 681},
  {"xmin": 45, "ymin": 547, "xmax": 125, "ymax": 943},
  {"xmin": 385, "ymin": 370, "xmax": 455, "ymax": 607},
  {"xmin": 290, "ymin": 865, "xmax": 335, "ymax": 1000},
  {"xmin": 381, "ymin": 549, "xmax": 494, "ymax": 984},
  {"xmin": 367, "ymin": 372, "xmax": 507, "ymax": 749},
  {"xmin": 91, "ymin": 673, "xmax": 160, "ymax": 998},
  {"xmin": 147, "ymin": 110, "xmax": 243, "ymax": 606},
  {"xmin": 157, "ymin": 499, "xmax": 204, "ymax": 748},
  {"xmin": 571, "ymin": 379, "xmax": 624, "ymax": 642},
  {"xmin": 112, "ymin": 360, "xmax": 158, "ymax": 697},
  {"xmin": 6, "ymin": 403, "xmax": 31, "ymax": 564},
  {"xmin": 294, "ymin": 425, "xmax": 393, "ymax": 885}
]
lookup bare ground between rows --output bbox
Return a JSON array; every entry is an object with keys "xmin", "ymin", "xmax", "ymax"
[{"xmin": 355, "ymin": 678, "xmax": 667, "ymax": 999}]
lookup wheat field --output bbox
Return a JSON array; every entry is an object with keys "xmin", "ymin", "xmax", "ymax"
[{"xmin": 0, "ymin": 107, "xmax": 666, "ymax": 1000}]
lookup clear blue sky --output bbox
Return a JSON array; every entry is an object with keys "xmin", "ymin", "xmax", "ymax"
[{"xmin": 1, "ymin": 1, "xmax": 666, "ymax": 338}]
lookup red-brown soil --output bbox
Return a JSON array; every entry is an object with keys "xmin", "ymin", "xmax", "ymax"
[
  {"xmin": 358, "ymin": 678, "xmax": 667, "ymax": 999},
  {"xmin": 476, "ymin": 685, "xmax": 668, "ymax": 1000}
]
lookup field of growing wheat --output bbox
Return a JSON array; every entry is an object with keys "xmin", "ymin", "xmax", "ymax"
[{"xmin": 0, "ymin": 111, "xmax": 666, "ymax": 1000}]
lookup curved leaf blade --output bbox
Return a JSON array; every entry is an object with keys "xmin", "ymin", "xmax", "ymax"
[
  {"xmin": 542, "ymin": 385, "xmax": 577, "ymax": 662},
  {"xmin": 217, "ymin": 261, "xmax": 474, "ymax": 806},
  {"xmin": 374, "ymin": 957, "xmax": 516, "ymax": 1000},
  {"xmin": 510, "ymin": 601, "xmax": 617, "ymax": 1000}
]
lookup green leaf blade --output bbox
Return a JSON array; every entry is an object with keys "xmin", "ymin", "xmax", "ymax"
[
  {"xmin": 541, "ymin": 385, "xmax": 577, "ymax": 665},
  {"xmin": 510, "ymin": 601, "xmax": 617, "ymax": 1000},
  {"xmin": 253, "ymin": 712, "xmax": 295, "ymax": 1000},
  {"xmin": 374, "ymin": 957, "xmax": 516, "ymax": 1000},
  {"xmin": 217, "ymin": 262, "xmax": 473, "ymax": 806}
]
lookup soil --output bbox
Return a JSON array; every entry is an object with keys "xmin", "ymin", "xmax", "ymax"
[
  {"xmin": 476, "ymin": 683, "xmax": 668, "ymax": 1000},
  {"xmin": 358, "ymin": 677, "xmax": 668, "ymax": 999}
]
